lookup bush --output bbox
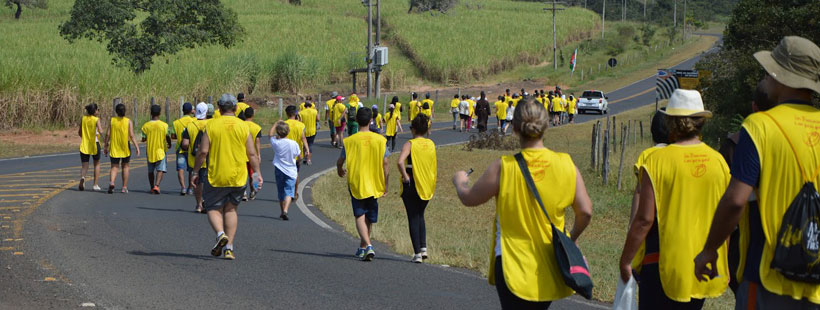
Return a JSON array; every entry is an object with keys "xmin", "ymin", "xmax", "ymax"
[
  {"xmin": 223, "ymin": 53, "xmax": 262, "ymax": 95},
  {"xmin": 269, "ymin": 51, "xmax": 321, "ymax": 93},
  {"xmin": 464, "ymin": 130, "xmax": 518, "ymax": 151},
  {"xmin": 408, "ymin": 0, "xmax": 457, "ymax": 13}
]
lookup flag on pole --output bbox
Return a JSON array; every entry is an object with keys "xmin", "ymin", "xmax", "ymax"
[{"xmin": 569, "ymin": 48, "xmax": 578, "ymax": 72}]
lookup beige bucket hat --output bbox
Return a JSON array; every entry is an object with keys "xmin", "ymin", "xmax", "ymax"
[
  {"xmin": 661, "ymin": 89, "xmax": 712, "ymax": 118},
  {"xmin": 754, "ymin": 36, "xmax": 820, "ymax": 94}
]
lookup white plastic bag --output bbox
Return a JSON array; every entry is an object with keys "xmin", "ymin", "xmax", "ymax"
[{"xmin": 613, "ymin": 276, "xmax": 637, "ymax": 310}]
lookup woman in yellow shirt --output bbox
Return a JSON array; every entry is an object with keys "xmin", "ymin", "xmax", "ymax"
[
  {"xmin": 397, "ymin": 114, "xmax": 436, "ymax": 263},
  {"xmin": 105, "ymin": 103, "xmax": 140, "ymax": 194},
  {"xmin": 384, "ymin": 104, "xmax": 403, "ymax": 152},
  {"xmin": 453, "ymin": 100, "xmax": 593, "ymax": 308},
  {"xmin": 620, "ymin": 90, "xmax": 729, "ymax": 308},
  {"xmin": 78, "ymin": 103, "xmax": 104, "ymax": 191}
]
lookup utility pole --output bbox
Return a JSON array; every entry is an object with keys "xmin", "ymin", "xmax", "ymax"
[
  {"xmin": 682, "ymin": 0, "xmax": 686, "ymax": 41},
  {"xmin": 673, "ymin": 0, "xmax": 677, "ymax": 29},
  {"xmin": 643, "ymin": 0, "xmax": 646, "ymax": 19},
  {"xmin": 375, "ymin": 0, "xmax": 381, "ymax": 99},
  {"xmin": 602, "ymin": 0, "xmax": 606, "ymax": 39},
  {"xmin": 365, "ymin": 0, "xmax": 373, "ymax": 98},
  {"xmin": 544, "ymin": 1, "xmax": 565, "ymax": 71},
  {"xmin": 622, "ymin": 0, "xmax": 625, "ymax": 22}
]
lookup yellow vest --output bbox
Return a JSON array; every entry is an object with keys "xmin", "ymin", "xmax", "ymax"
[
  {"xmin": 109, "ymin": 117, "xmax": 131, "ymax": 158},
  {"xmin": 408, "ymin": 138, "xmax": 436, "ymax": 200},
  {"xmin": 246, "ymin": 120, "xmax": 262, "ymax": 152},
  {"xmin": 285, "ymin": 119, "xmax": 305, "ymax": 157},
  {"xmin": 490, "ymin": 148, "xmax": 576, "ymax": 301},
  {"xmin": 630, "ymin": 144, "xmax": 666, "ymax": 271},
  {"xmin": 80, "ymin": 115, "xmax": 99, "ymax": 155},
  {"xmin": 375, "ymin": 113, "xmax": 383, "ymax": 129},
  {"xmin": 173, "ymin": 115, "xmax": 194, "ymax": 152},
  {"xmin": 385, "ymin": 112, "xmax": 400, "ymax": 137},
  {"xmin": 495, "ymin": 101, "xmax": 508, "ymax": 120},
  {"xmin": 186, "ymin": 119, "xmax": 209, "ymax": 169},
  {"xmin": 299, "ymin": 108, "xmax": 318, "ymax": 137},
  {"xmin": 344, "ymin": 131, "xmax": 387, "ymax": 199},
  {"xmin": 641, "ymin": 143, "xmax": 730, "ymax": 302},
  {"xmin": 205, "ymin": 116, "xmax": 249, "ymax": 187},
  {"xmin": 409, "ymin": 100, "xmax": 420, "ymax": 121},
  {"xmin": 420, "ymin": 99, "xmax": 434, "ymax": 117},
  {"xmin": 510, "ymin": 98, "xmax": 521, "ymax": 108},
  {"xmin": 468, "ymin": 100, "xmax": 475, "ymax": 117},
  {"xmin": 394, "ymin": 102, "xmax": 402, "ymax": 120},
  {"xmin": 551, "ymin": 98, "xmax": 564, "ymax": 112},
  {"xmin": 141, "ymin": 120, "xmax": 168, "ymax": 163},
  {"xmin": 450, "ymin": 99, "xmax": 460, "ymax": 108},
  {"xmin": 568, "ymin": 98, "xmax": 577, "ymax": 114},
  {"xmin": 237, "ymin": 102, "xmax": 249, "ymax": 116},
  {"xmin": 743, "ymin": 104, "xmax": 820, "ymax": 302},
  {"xmin": 333, "ymin": 102, "xmax": 346, "ymax": 127}
]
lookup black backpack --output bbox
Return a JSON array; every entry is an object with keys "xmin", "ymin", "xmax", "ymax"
[
  {"xmin": 764, "ymin": 112, "xmax": 820, "ymax": 283},
  {"xmin": 190, "ymin": 122, "xmax": 206, "ymax": 157},
  {"xmin": 347, "ymin": 104, "xmax": 357, "ymax": 121}
]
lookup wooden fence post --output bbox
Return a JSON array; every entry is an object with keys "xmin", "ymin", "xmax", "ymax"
[
  {"xmin": 132, "ymin": 98, "xmax": 138, "ymax": 128},
  {"xmin": 617, "ymin": 124, "xmax": 627, "ymax": 190},
  {"xmin": 603, "ymin": 130, "xmax": 610, "ymax": 184},
  {"xmin": 165, "ymin": 97, "xmax": 170, "ymax": 124},
  {"xmin": 596, "ymin": 120, "xmax": 602, "ymax": 171},
  {"xmin": 591, "ymin": 123, "xmax": 597, "ymax": 169},
  {"xmin": 278, "ymin": 98, "xmax": 284, "ymax": 120},
  {"xmin": 613, "ymin": 115, "xmax": 617, "ymax": 153},
  {"xmin": 640, "ymin": 120, "xmax": 644, "ymax": 141}
]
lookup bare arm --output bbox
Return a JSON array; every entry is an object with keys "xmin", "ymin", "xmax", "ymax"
[
  {"xmin": 570, "ymin": 168, "xmax": 593, "ymax": 242},
  {"xmin": 104, "ymin": 123, "xmax": 111, "ymax": 154},
  {"xmin": 453, "ymin": 159, "xmax": 501, "ymax": 207},
  {"xmin": 628, "ymin": 178, "xmax": 642, "ymax": 226},
  {"xmin": 301, "ymin": 129, "xmax": 310, "ymax": 160},
  {"xmin": 397, "ymin": 141, "xmax": 412, "ymax": 183},
  {"xmin": 397, "ymin": 119, "xmax": 404, "ymax": 133},
  {"xmin": 254, "ymin": 137, "xmax": 261, "ymax": 162},
  {"xmin": 382, "ymin": 155, "xmax": 390, "ymax": 197},
  {"xmin": 619, "ymin": 169, "xmax": 656, "ymax": 281},
  {"xmin": 78, "ymin": 126, "xmax": 82, "ymax": 137},
  {"xmin": 128, "ymin": 120, "xmax": 140, "ymax": 156},
  {"xmin": 336, "ymin": 151, "xmax": 346, "ymax": 177},
  {"xmin": 96, "ymin": 119, "xmax": 104, "ymax": 139},
  {"xmin": 246, "ymin": 133, "xmax": 263, "ymax": 187},
  {"xmin": 191, "ymin": 132, "xmax": 210, "ymax": 188},
  {"xmin": 694, "ymin": 178, "xmax": 752, "ymax": 281}
]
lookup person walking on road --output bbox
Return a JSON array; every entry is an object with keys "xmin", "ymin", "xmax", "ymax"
[
  {"xmin": 336, "ymin": 107, "xmax": 389, "ymax": 262},
  {"xmin": 332, "ymin": 96, "xmax": 347, "ymax": 148},
  {"xmin": 141, "ymin": 104, "xmax": 171, "ymax": 195},
  {"xmin": 391, "ymin": 96, "xmax": 403, "ymax": 122},
  {"xmin": 695, "ymin": 36, "xmax": 820, "ymax": 309},
  {"xmin": 270, "ymin": 121, "xmax": 300, "ymax": 221},
  {"xmin": 450, "ymin": 94, "xmax": 460, "ymax": 130},
  {"xmin": 326, "ymin": 92, "xmax": 338, "ymax": 147},
  {"xmin": 244, "ymin": 107, "xmax": 262, "ymax": 201},
  {"xmin": 105, "ymin": 103, "xmax": 140, "ymax": 194},
  {"xmin": 78, "ymin": 103, "xmax": 103, "ymax": 192},
  {"xmin": 299, "ymin": 102, "xmax": 318, "ymax": 165},
  {"xmin": 494, "ymin": 95, "xmax": 508, "ymax": 135},
  {"xmin": 397, "ymin": 114, "xmax": 436, "ymax": 263},
  {"xmin": 458, "ymin": 95, "xmax": 470, "ymax": 132},
  {"xmin": 172, "ymin": 102, "xmax": 195, "ymax": 196},
  {"xmin": 191, "ymin": 93, "xmax": 263, "ymax": 260},
  {"xmin": 408, "ymin": 92, "xmax": 420, "ymax": 122},
  {"xmin": 420, "ymin": 93, "xmax": 434, "ymax": 121},
  {"xmin": 567, "ymin": 94, "xmax": 577, "ymax": 124},
  {"xmin": 346, "ymin": 97, "xmax": 360, "ymax": 137},
  {"xmin": 182, "ymin": 103, "xmax": 210, "ymax": 213},
  {"xmin": 476, "ymin": 92, "xmax": 491, "ymax": 133},
  {"xmin": 284, "ymin": 105, "xmax": 310, "ymax": 196},
  {"xmin": 620, "ymin": 90, "xmax": 730, "ymax": 309},
  {"xmin": 452, "ymin": 100, "xmax": 593, "ymax": 309},
  {"xmin": 384, "ymin": 104, "xmax": 403, "ymax": 152}
]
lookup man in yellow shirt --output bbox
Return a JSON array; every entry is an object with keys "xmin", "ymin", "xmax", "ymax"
[
  {"xmin": 182, "ymin": 103, "xmax": 211, "ymax": 212},
  {"xmin": 332, "ymin": 96, "xmax": 347, "ymax": 148},
  {"xmin": 696, "ymin": 36, "xmax": 820, "ymax": 309},
  {"xmin": 568, "ymin": 94, "xmax": 578, "ymax": 124},
  {"xmin": 450, "ymin": 94, "xmax": 460, "ymax": 130},
  {"xmin": 141, "ymin": 105, "xmax": 172, "ymax": 195},
  {"xmin": 494, "ymin": 95, "xmax": 508, "ymax": 132},
  {"xmin": 192, "ymin": 93, "xmax": 262, "ymax": 261},
  {"xmin": 172, "ymin": 102, "xmax": 195, "ymax": 196},
  {"xmin": 326, "ymin": 92, "xmax": 338, "ymax": 146},
  {"xmin": 420, "ymin": 93, "xmax": 434, "ymax": 122},
  {"xmin": 299, "ymin": 102, "xmax": 318, "ymax": 164},
  {"xmin": 408, "ymin": 92, "xmax": 420, "ymax": 121},
  {"xmin": 337, "ymin": 107, "xmax": 389, "ymax": 261}
]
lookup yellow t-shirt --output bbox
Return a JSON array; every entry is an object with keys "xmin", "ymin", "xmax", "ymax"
[
  {"xmin": 641, "ymin": 143, "xmax": 730, "ymax": 302},
  {"xmin": 490, "ymin": 148, "xmax": 576, "ymax": 301},
  {"xmin": 450, "ymin": 99, "xmax": 460, "ymax": 109},
  {"xmin": 298, "ymin": 102, "xmax": 306, "ymax": 112},
  {"xmin": 237, "ymin": 102, "xmax": 249, "ymax": 117},
  {"xmin": 205, "ymin": 116, "xmax": 250, "ymax": 187},
  {"xmin": 385, "ymin": 112, "xmax": 400, "ymax": 137},
  {"xmin": 109, "ymin": 117, "xmax": 131, "ymax": 158},
  {"xmin": 468, "ymin": 100, "xmax": 476, "ymax": 117},
  {"xmin": 173, "ymin": 115, "xmax": 194, "ymax": 152},
  {"xmin": 568, "ymin": 98, "xmax": 577, "ymax": 114},
  {"xmin": 375, "ymin": 113, "xmax": 383, "ymax": 129},
  {"xmin": 333, "ymin": 102, "xmax": 346, "ymax": 127},
  {"xmin": 742, "ymin": 104, "xmax": 820, "ymax": 302},
  {"xmin": 344, "ymin": 131, "xmax": 387, "ymax": 199},
  {"xmin": 420, "ymin": 99, "xmax": 434, "ymax": 117},
  {"xmin": 80, "ymin": 115, "xmax": 99, "ymax": 155},
  {"xmin": 394, "ymin": 102, "xmax": 403, "ymax": 120},
  {"xmin": 408, "ymin": 138, "xmax": 436, "ymax": 200},
  {"xmin": 186, "ymin": 119, "xmax": 209, "ymax": 169},
  {"xmin": 326, "ymin": 98, "xmax": 336, "ymax": 119},
  {"xmin": 630, "ymin": 144, "xmax": 666, "ymax": 271},
  {"xmin": 510, "ymin": 98, "xmax": 521, "ymax": 108},
  {"xmin": 299, "ymin": 108, "xmax": 318, "ymax": 137},
  {"xmin": 551, "ymin": 97, "xmax": 564, "ymax": 112},
  {"xmin": 141, "ymin": 120, "xmax": 169, "ymax": 163},
  {"xmin": 408, "ymin": 100, "xmax": 420, "ymax": 121},
  {"xmin": 285, "ymin": 119, "xmax": 305, "ymax": 157},
  {"xmin": 246, "ymin": 120, "xmax": 262, "ymax": 152},
  {"xmin": 494, "ymin": 101, "xmax": 508, "ymax": 120}
]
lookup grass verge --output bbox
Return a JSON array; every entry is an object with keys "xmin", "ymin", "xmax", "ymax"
[{"xmin": 312, "ymin": 104, "xmax": 733, "ymax": 308}]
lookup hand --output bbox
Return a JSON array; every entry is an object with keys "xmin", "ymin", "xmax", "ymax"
[
  {"xmin": 255, "ymin": 174, "xmax": 264, "ymax": 190},
  {"xmin": 694, "ymin": 249, "xmax": 719, "ymax": 282},
  {"xmin": 452, "ymin": 170, "xmax": 469, "ymax": 187},
  {"xmin": 619, "ymin": 263, "xmax": 632, "ymax": 283},
  {"xmin": 338, "ymin": 168, "xmax": 347, "ymax": 178},
  {"xmin": 191, "ymin": 174, "xmax": 200, "ymax": 189},
  {"xmin": 403, "ymin": 175, "xmax": 411, "ymax": 184},
  {"xmin": 136, "ymin": 148, "xmax": 141, "ymax": 157}
]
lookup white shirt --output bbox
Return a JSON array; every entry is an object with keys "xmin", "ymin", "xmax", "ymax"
[
  {"xmin": 458, "ymin": 101, "xmax": 470, "ymax": 115},
  {"xmin": 270, "ymin": 137, "xmax": 300, "ymax": 179}
]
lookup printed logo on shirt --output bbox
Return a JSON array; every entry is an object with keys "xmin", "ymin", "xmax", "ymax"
[
  {"xmin": 684, "ymin": 153, "xmax": 709, "ymax": 178},
  {"xmin": 804, "ymin": 131, "xmax": 820, "ymax": 147},
  {"xmin": 528, "ymin": 159, "xmax": 551, "ymax": 182}
]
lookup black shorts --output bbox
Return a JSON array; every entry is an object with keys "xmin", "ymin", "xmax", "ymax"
[
  {"xmin": 460, "ymin": 114, "xmax": 470, "ymax": 121},
  {"xmin": 110, "ymin": 156, "xmax": 131, "ymax": 165},
  {"xmin": 80, "ymin": 143, "xmax": 101, "ymax": 163}
]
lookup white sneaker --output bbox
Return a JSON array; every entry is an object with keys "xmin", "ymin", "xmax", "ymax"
[
  {"xmin": 420, "ymin": 247, "xmax": 428, "ymax": 260},
  {"xmin": 92, "ymin": 185, "xmax": 102, "ymax": 191},
  {"xmin": 411, "ymin": 254, "xmax": 423, "ymax": 263}
]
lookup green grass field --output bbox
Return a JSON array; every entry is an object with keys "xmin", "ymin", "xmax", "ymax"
[{"xmin": 313, "ymin": 104, "xmax": 733, "ymax": 308}]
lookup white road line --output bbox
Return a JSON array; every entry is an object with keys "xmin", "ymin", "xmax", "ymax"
[{"xmin": 295, "ymin": 167, "xmax": 335, "ymax": 231}]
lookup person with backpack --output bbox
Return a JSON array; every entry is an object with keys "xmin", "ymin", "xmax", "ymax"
[
  {"xmin": 420, "ymin": 93, "xmax": 434, "ymax": 121},
  {"xmin": 384, "ymin": 104, "xmax": 403, "ymax": 152},
  {"xmin": 332, "ymin": 95, "xmax": 347, "ymax": 148},
  {"xmin": 397, "ymin": 114, "xmax": 436, "ymax": 263},
  {"xmin": 346, "ymin": 97, "xmax": 359, "ymax": 137},
  {"xmin": 369, "ymin": 105, "xmax": 382, "ymax": 134},
  {"xmin": 620, "ymin": 89, "xmax": 730, "ymax": 309},
  {"xmin": 78, "ymin": 103, "xmax": 103, "ymax": 192},
  {"xmin": 182, "ymin": 102, "xmax": 210, "ymax": 213},
  {"xmin": 172, "ymin": 102, "xmax": 195, "ymax": 196},
  {"xmin": 452, "ymin": 100, "xmax": 593, "ymax": 308},
  {"xmin": 105, "ymin": 103, "xmax": 140, "ymax": 194},
  {"xmin": 696, "ymin": 36, "xmax": 820, "ymax": 309},
  {"xmin": 141, "ymin": 104, "xmax": 171, "ymax": 195}
]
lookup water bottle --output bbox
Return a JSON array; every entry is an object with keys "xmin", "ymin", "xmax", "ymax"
[{"xmin": 252, "ymin": 172, "xmax": 261, "ymax": 191}]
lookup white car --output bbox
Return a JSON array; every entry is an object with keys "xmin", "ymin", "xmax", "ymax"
[{"xmin": 577, "ymin": 90, "xmax": 609, "ymax": 114}]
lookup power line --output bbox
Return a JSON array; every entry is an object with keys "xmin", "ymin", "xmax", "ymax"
[{"xmin": 544, "ymin": 1, "xmax": 566, "ymax": 71}]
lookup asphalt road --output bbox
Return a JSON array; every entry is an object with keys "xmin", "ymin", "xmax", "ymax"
[{"xmin": 0, "ymin": 35, "xmax": 719, "ymax": 309}]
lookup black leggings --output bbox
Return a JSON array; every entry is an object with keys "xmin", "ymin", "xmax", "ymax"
[
  {"xmin": 401, "ymin": 176, "xmax": 428, "ymax": 254},
  {"xmin": 495, "ymin": 257, "xmax": 552, "ymax": 309},
  {"xmin": 386, "ymin": 135, "xmax": 397, "ymax": 152}
]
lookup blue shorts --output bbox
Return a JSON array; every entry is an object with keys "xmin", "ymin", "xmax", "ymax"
[
  {"xmin": 350, "ymin": 192, "xmax": 379, "ymax": 223},
  {"xmin": 176, "ymin": 152, "xmax": 187, "ymax": 171},
  {"xmin": 147, "ymin": 157, "xmax": 167, "ymax": 173},
  {"xmin": 274, "ymin": 167, "xmax": 296, "ymax": 202}
]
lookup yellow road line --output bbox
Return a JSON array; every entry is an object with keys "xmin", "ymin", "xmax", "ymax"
[
  {"xmin": 0, "ymin": 193, "xmax": 46, "ymax": 198},
  {"xmin": 0, "ymin": 247, "xmax": 14, "ymax": 251},
  {"xmin": 608, "ymin": 87, "xmax": 654, "ymax": 105},
  {"xmin": 0, "ymin": 200, "xmax": 30, "ymax": 204}
]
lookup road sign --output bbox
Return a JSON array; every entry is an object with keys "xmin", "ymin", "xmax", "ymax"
[{"xmin": 608, "ymin": 58, "xmax": 617, "ymax": 67}]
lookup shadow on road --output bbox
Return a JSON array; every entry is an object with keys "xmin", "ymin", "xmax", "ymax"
[
  {"xmin": 270, "ymin": 248, "xmax": 406, "ymax": 263},
  {"xmin": 127, "ymin": 250, "xmax": 215, "ymax": 261}
]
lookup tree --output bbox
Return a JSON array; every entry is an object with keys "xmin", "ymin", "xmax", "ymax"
[
  {"xmin": 58, "ymin": 0, "xmax": 245, "ymax": 74},
  {"xmin": 4, "ymin": 0, "xmax": 47, "ymax": 19}
]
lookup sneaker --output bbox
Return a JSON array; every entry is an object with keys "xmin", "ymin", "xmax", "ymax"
[
  {"xmin": 363, "ymin": 245, "xmax": 375, "ymax": 261},
  {"xmin": 93, "ymin": 185, "xmax": 101, "ymax": 191},
  {"xmin": 223, "ymin": 249, "xmax": 235, "ymax": 260},
  {"xmin": 420, "ymin": 247, "xmax": 428, "ymax": 260},
  {"xmin": 186, "ymin": 188, "xmax": 194, "ymax": 196},
  {"xmin": 151, "ymin": 186, "xmax": 160, "ymax": 195},
  {"xmin": 121, "ymin": 187, "xmax": 129, "ymax": 194},
  {"xmin": 78, "ymin": 178, "xmax": 85, "ymax": 191},
  {"xmin": 241, "ymin": 193, "xmax": 248, "ymax": 201},
  {"xmin": 107, "ymin": 184, "xmax": 115, "ymax": 194},
  {"xmin": 354, "ymin": 248, "xmax": 366, "ymax": 259},
  {"xmin": 280, "ymin": 213, "xmax": 289, "ymax": 221},
  {"xmin": 411, "ymin": 254, "xmax": 423, "ymax": 263},
  {"xmin": 248, "ymin": 189, "xmax": 257, "ymax": 201},
  {"xmin": 211, "ymin": 234, "xmax": 229, "ymax": 257},
  {"xmin": 180, "ymin": 189, "xmax": 186, "ymax": 196}
]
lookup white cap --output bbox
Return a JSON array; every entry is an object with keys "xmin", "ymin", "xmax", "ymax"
[
  {"xmin": 195, "ymin": 102, "xmax": 208, "ymax": 120},
  {"xmin": 661, "ymin": 89, "xmax": 712, "ymax": 118}
]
